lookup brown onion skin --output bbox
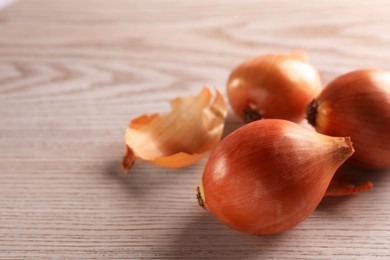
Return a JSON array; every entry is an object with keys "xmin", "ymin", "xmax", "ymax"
[
  {"xmin": 227, "ymin": 51, "xmax": 321, "ymax": 123},
  {"xmin": 307, "ymin": 69, "xmax": 390, "ymax": 169},
  {"xmin": 200, "ymin": 119, "xmax": 354, "ymax": 235}
]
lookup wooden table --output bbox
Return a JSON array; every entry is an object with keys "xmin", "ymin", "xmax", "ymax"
[{"xmin": 1, "ymin": 0, "xmax": 389, "ymax": 259}]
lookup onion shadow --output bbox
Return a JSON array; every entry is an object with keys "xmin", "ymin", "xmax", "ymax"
[
  {"xmin": 165, "ymin": 210, "xmax": 288, "ymax": 260},
  {"xmin": 318, "ymin": 164, "xmax": 390, "ymax": 212}
]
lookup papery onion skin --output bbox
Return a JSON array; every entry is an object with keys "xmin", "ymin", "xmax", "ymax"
[
  {"xmin": 227, "ymin": 51, "xmax": 321, "ymax": 123},
  {"xmin": 324, "ymin": 164, "xmax": 373, "ymax": 196},
  {"xmin": 121, "ymin": 87, "xmax": 227, "ymax": 173},
  {"xmin": 307, "ymin": 69, "xmax": 390, "ymax": 169},
  {"xmin": 199, "ymin": 119, "xmax": 354, "ymax": 235}
]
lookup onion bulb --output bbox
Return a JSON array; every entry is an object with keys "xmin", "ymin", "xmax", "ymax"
[
  {"xmin": 227, "ymin": 51, "xmax": 321, "ymax": 123},
  {"xmin": 307, "ymin": 69, "xmax": 390, "ymax": 169},
  {"xmin": 197, "ymin": 119, "xmax": 354, "ymax": 235}
]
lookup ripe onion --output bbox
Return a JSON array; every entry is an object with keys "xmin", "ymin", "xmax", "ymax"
[
  {"xmin": 307, "ymin": 69, "xmax": 390, "ymax": 169},
  {"xmin": 227, "ymin": 51, "xmax": 321, "ymax": 123},
  {"xmin": 198, "ymin": 119, "xmax": 354, "ymax": 235}
]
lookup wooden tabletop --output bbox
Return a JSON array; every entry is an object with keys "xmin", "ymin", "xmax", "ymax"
[{"xmin": 1, "ymin": 0, "xmax": 389, "ymax": 259}]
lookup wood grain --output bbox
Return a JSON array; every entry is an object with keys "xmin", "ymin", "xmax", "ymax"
[{"xmin": 0, "ymin": 0, "xmax": 389, "ymax": 259}]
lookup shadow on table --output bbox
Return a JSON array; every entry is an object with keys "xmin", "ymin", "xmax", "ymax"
[
  {"xmin": 166, "ymin": 211, "xmax": 287, "ymax": 260},
  {"xmin": 103, "ymin": 157, "xmax": 206, "ymax": 200},
  {"xmin": 222, "ymin": 110, "xmax": 243, "ymax": 138},
  {"xmin": 104, "ymin": 159, "xmax": 285, "ymax": 259},
  {"xmin": 318, "ymin": 165, "xmax": 390, "ymax": 212},
  {"xmin": 103, "ymin": 159, "xmax": 158, "ymax": 199}
]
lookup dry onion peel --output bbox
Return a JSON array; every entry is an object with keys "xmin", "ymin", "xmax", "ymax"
[
  {"xmin": 325, "ymin": 165, "xmax": 373, "ymax": 197},
  {"xmin": 121, "ymin": 87, "xmax": 227, "ymax": 173}
]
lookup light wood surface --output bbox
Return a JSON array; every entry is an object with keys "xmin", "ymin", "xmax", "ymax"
[{"xmin": 0, "ymin": 0, "xmax": 389, "ymax": 259}]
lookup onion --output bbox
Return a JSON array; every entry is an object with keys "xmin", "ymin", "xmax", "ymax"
[
  {"xmin": 197, "ymin": 119, "xmax": 354, "ymax": 235},
  {"xmin": 227, "ymin": 51, "xmax": 321, "ymax": 123},
  {"xmin": 307, "ymin": 69, "xmax": 390, "ymax": 169}
]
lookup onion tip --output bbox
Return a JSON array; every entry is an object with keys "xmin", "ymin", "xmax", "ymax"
[{"xmin": 343, "ymin": 136, "xmax": 355, "ymax": 154}]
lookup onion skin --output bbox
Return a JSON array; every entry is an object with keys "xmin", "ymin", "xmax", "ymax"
[
  {"xmin": 307, "ymin": 69, "xmax": 390, "ymax": 169},
  {"xmin": 325, "ymin": 164, "xmax": 373, "ymax": 196},
  {"xmin": 121, "ymin": 87, "xmax": 227, "ymax": 172},
  {"xmin": 199, "ymin": 119, "xmax": 354, "ymax": 235},
  {"xmin": 227, "ymin": 51, "xmax": 321, "ymax": 123}
]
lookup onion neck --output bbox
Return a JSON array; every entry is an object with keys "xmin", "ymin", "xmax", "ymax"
[
  {"xmin": 306, "ymin": 99, "xmax": 318, "ymax": 126},
  {"xmin": 331, "ymin": 136, "xmax": 355, "ymax": 168}
]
